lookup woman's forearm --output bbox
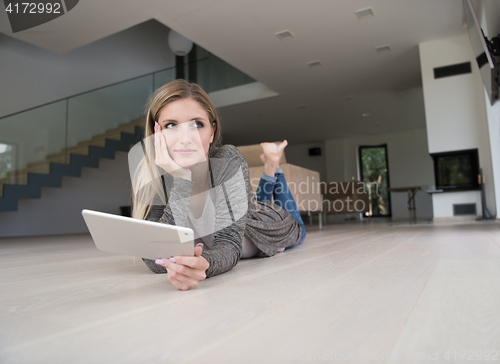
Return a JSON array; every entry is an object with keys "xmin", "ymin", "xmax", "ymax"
[{"xmin": 202, "ymin": 220, "xmax": 245, "ymax": 278}]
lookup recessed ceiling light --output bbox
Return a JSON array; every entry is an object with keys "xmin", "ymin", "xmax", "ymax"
[
  {"xmin": 375, "ymin": 45, "xmax": 391, "ymax": 53},
  {"xmin": 307, "ymin": 60, "xmax": 322, "ymax": 68},
  {"xmin": 275, "ymin": 30, "xmax": 294, "ymax": 41},
  {"xmin": 362, "ymin": 112, "xmax": 372, "ymax": 117},
  {"xmin": 355, "ymin": 7, "xmax": 375, "ymax": 20}
]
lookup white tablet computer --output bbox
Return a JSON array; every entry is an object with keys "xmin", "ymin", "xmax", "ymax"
[{"xmin": 82, "ymin": 209, "xmax": 195, "ymax": 260}]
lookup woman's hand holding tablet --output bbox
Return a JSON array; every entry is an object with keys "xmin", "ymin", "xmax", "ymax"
[{"xmin": 155, "ymin": 244, "xmax": 209, "ymax": 291}]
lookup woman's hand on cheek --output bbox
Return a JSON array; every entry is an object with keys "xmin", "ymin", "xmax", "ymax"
[
  {"xmin": 155, "ymin": 244, "xmax": 209, "ymax": 291},
  {"xmin": 154, "ymin": 121, "xmax": 192, "ymax": 181}
]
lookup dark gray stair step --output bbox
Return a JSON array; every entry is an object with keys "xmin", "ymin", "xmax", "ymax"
[{"xmin": 0, "ymin": 128, "xmax": 143, "ymax": 211}]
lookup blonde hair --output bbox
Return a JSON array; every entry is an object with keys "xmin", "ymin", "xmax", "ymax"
[{"xmin": 131, "ymin": 79, "xmax": 222, "ymax": 220}]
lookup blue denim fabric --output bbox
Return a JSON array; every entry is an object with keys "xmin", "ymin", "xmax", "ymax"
[{"xmin": 255, "ymin": 169, "xmax": 306, "ymax": 247}]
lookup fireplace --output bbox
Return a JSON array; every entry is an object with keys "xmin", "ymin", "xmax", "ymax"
[{"xmin": 430, "ymin": 149, "xmax": 480, "ymax": 192}]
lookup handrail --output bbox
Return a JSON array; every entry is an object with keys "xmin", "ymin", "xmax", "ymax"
[
  {"xmin": 0, "ymin": 57, "xmax": 209, "ymax": 120},
  {"xmin": 0, "ymin": 52, "xmax": 257, "ymax": 201}
]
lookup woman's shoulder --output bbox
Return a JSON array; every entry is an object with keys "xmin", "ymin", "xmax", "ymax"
[
  {"xmin": 209, "ymin": 144, "xmax": 245, "ymax": 162},
  {"xmin": 209, "ymin": 144, "xmax": 249, "ymax": 183}
]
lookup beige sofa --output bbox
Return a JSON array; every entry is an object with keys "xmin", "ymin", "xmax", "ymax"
[
  {"xmin": 321, "ymin": 181, "xmax": 370, "ymax": 224},
  {"xmin": 236, "ymin": 143, "xmax": 323, "ymax": 228}
]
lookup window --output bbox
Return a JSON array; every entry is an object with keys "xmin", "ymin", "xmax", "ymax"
[
  {"xmin": 359, "ymin": 145, "xmax": 391, "ymax": 217},
  {"xmin": 0, "ymin": 143, "xmax": 13, "ymax": 180}
]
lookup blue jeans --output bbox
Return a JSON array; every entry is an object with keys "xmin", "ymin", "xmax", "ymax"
[{"xmin": 255, "ymin": 169, "xmax": 306, "ymax": 247}]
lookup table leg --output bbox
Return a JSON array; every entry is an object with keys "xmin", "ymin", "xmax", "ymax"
[{"xmin": 407, "ymin": 190, "xmax": 417, "ymax": 223}]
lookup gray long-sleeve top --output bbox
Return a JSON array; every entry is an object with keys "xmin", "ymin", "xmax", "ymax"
[{"xmin": 142, "ymin": 144, "xmax": 302, "ymax": 278}]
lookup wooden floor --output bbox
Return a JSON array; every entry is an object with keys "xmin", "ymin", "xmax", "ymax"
[{"xmin": 1, "ymin": 221, "xmax": 500, "ymax": 364}]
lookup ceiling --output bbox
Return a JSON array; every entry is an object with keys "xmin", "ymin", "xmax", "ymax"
[{"xmin": 0, "ymin": 0, "xmax": 467, "ymax": 145}]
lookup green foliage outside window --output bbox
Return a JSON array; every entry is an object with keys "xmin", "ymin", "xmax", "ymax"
[
  {"xmin": 0, "ymin": 144, "xmax": 12, "ymax": 179},
  {"xmin": 360, "ymin": 146, "xmax": 390, "ymax": 217}
]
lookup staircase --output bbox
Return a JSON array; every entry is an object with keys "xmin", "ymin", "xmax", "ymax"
[
  {"xmin": 0, "ymin": 119, "xmax": 144, "ymax": 211},
  {"xmin": 0, "ymin": 55, "xmax": 263, "ymax": 213}
]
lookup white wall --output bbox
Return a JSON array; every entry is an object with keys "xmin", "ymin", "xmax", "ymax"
[
  {"xmin": 324, "ymin": 139, "xmax": 346, "ymax": 184},
  {"xmin": 0, "ymin": 19, "xmax": 176, "ymax": 118},
  {"xmin": 0, "ymin": 152, "xmax": 131, "ymax": 237},
  {"xmin": 285, "ymin": 142, "xmax": 326, "ymax": 182},
  {"xmin": 419, "ymin": 33, "xmax": 495, "ymax": 219},
  {"xmin": 324, "ymin": 128, "xmax": 434, "ymax": 221},
  {"xmin": 432, "ymin": 190, "xmax": 482, "ymax": 218},
  {"xmin": 476, "ymin": 0, "xmax": 500, "ymax": 38},
  {"xmin": 484, "ymin": 89, "xmax": 500, "ymax": 218}
]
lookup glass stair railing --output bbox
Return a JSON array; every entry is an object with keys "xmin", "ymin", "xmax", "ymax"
[{"xmin": 0, "ymin": 55, "xmax": 256, "ymax": 209}]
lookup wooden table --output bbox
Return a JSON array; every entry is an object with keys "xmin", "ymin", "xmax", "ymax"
[{"xmin": 387, "ymin": 186, "xmax": 421, "ymax": 222}]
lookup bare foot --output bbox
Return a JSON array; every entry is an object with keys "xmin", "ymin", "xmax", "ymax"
[
  {"xmin": 261, "ymin": 140, "xmax": 287, "ymax": 161},
  {"xmin": 260, "ymin": 140, "xmax": 287, "ymax": 176},
  {"xmin": 276, "ymin": 140, "xmax": 287, "ymax": 158}
]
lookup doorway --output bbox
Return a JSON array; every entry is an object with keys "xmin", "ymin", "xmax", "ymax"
[{"xmin": 359, "ymin": 144, "xmax": 391, "ymax": 217}]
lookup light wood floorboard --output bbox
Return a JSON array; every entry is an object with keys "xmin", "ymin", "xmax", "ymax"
[
  {"xmin": 0, "ymin": 222, "xmax": 498, "ymax": 364},
  {"xmin": 387, "ymin": 224, "xmax": 500, "ymax": 363}
]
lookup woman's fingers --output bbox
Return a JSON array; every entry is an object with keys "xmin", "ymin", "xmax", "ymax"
[
  {"xmin": 155, "ymin": 259, "xmax": 196, "ymax": 289},
  {"xmin": 172, "ymin": 255, "xmax": 209, "ymax": 273},
  {"xmin": 157, "ymin": 123, "xmax": 168, "ymax": 153},
  {"xmin": 159, "ymin": 246, "xmax": 209, "ymax": 290},
  {"xmin": 165, "ymin": 259, "xmax": 207, "ymax": 281},
  {"xmin": 169, "ymin": 270, "xmax": 198, "ymax": 287},
  {"xmin": 154, "ymin": 122, "xmax": 160, "ymax": 153},
  {"xmin": 167, "ymin": 273, "xmax": 193, "ymax": 291},
  {"xmin": 167, "ymin": 264, "xmax": 201, "ymax": 289},
  {"xmin": 154, "ymin": 122, "xmax": 165, "ymax": 167},
  {"xmin": 194, "ymin": 244, "xmax": 203, "ymax": 257},
  {"xmin": 152, "ymin": 121, "xmax": 191, "ymax": 180},
  {"xmin": 154, "ymin": 122, "xmax": 173, "ymax": 170}
]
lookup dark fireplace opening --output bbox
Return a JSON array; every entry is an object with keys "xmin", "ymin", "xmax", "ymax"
[{"xmin": 430, "ymin": 149, "xmax": 480, "ymax": 192}]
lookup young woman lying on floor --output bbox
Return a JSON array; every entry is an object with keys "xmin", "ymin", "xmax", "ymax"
[{"xmin": 131, "ymin": 79, "xmax": 306, "ymax": 290}]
